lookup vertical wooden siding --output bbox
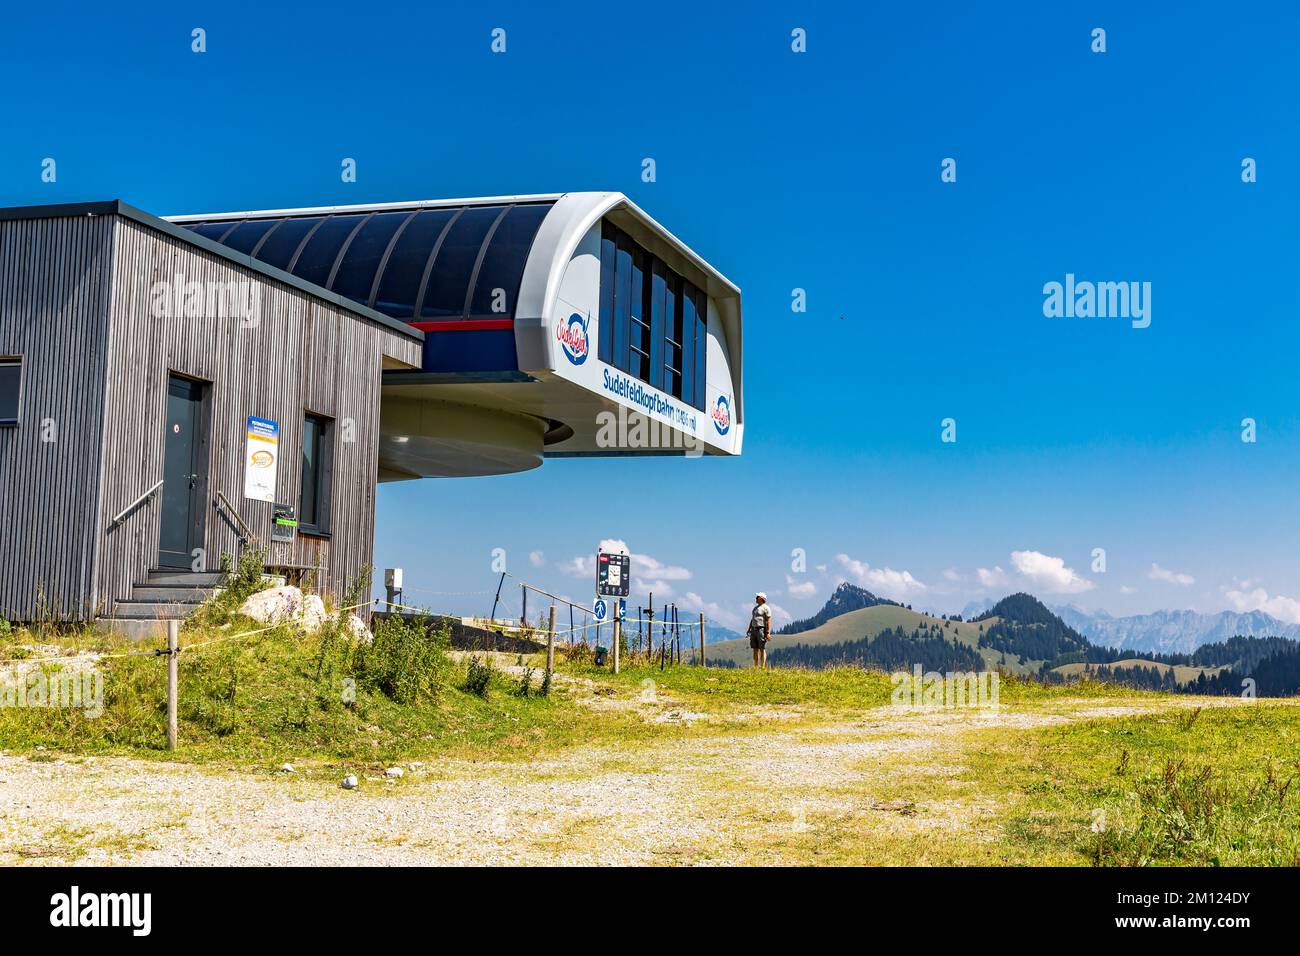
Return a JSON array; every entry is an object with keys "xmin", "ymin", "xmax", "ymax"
[
  {"xmin": 0, "ymin": 215, "xmax": 114, "ymax": 620},
  {"xmin": 95, "ymin": 217, "xmax": 421, "ymax": 613}
]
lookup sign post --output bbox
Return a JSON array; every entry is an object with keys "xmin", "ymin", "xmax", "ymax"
[{"xmin": 596, "ymin": 548, "xmax": 631, "ymax": 674}]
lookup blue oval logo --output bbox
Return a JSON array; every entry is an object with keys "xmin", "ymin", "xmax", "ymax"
[{"xmin": 556, "ymin": 312, "xmax": 590, "ymax": 365}]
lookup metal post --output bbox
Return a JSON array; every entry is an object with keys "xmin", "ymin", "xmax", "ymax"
[
  {"xmin": 699, "ymin": 612, "xmax": 706, "ymax": 666},
  {"xmin": 489, "ymin": 571, "xmax": 506, "ymax": 622},
  {"xmin": 521, "ymin": 584, "xmax": 527, "ymax": 631},
  {"xmin": 546, "ymin": 604, "xmax": 556, "ymax": 680},
  {"xmin": 166, "ymin": 619, "xmax": 179, "ymax": 751},
  {"xmin": 612, "ymin": 617, "xmax": 621, "ymax": 674}
]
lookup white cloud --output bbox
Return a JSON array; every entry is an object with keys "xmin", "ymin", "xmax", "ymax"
[
  {"xmin": 786, "ymin": 574, "xmax": 817, "ymax": 598},
  {"xmin": 528, "ymin": 550, "xmax": 546, "ymax": 568},
  {"xmin": 558, "ymin": 543, "xmax": 691, "ymax": 592},
  {"xmin": 1224, "ymin": 586, "xmax": 1300, "ymax": 624},
  {"xmin": 942, "ymin": 568, "xmax": 963, "ymax": 583},
  {"xmin": 1148, "ymin": 563, "xmax": 1194, "ymax": 586},
  {"xmin": 1009, "ymin": 550, "xmax": 1095, "ymax": 594},
  {"xmin": 976, "ymin": 566, "xmax": 1009, "ymax": 588},
  {"xmin": 1119, "ymin": 585, "xmax": 1138, "ymax": 595},
  {"xmin": 834, "ymin": 554, "xmax": 927, "ymax": 600}
]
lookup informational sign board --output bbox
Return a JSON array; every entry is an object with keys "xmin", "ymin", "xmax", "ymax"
[
  {"xmin": 593, "ymin": 598, "xmax": 609, "ymax": 624},
  {"xmin": 596, "ymin": 551, "xmax": 630, "ymax": 597},
  {"xmin": 617, "ymin": 598, "xmax": 626, "ymax": 621},
  {"xmin": 243, "ymin": 416, "xmax": 279, "ymax": 503},
  {"xmin": 271, "ymin": 503, "xmax": 297, "ymax": 544}
]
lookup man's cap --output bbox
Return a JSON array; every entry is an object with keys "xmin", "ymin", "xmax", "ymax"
[{"xmin": 756, "ymin": 592, "xmax": 766, "ymax": 600}]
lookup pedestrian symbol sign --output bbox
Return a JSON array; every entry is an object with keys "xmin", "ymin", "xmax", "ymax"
[{"xmin": 593, "ymin": 598, "xmax": 609, "ymax": 623}]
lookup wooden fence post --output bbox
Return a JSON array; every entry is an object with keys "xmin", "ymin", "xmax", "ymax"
[
  {"xmin": 546, "ymin": 604, "xmax": 556, "ymax": 679},
  {"xmin": 166, "ymin": 619, "xmax": 179, "ymax": 751},
  {"xmin": 699, "ymin": 612, "xmax": 706, "ymax": 667}
]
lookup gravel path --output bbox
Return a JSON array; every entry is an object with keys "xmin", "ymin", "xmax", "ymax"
[{"xmin": 0, "ymin": 696, "xmax": 1231, "ymax": 866}]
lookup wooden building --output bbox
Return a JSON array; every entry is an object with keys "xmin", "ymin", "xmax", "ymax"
[{"xmin": 0, "ymin": 201, "xmax": 422, "ymax": 631}]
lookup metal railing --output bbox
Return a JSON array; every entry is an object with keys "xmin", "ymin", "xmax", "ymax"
[
  {"xmin": 215, "ymin": 491, "xmax": 258, "ymax": 545},
  {"xmin": 110, "ymin": 479, "xmax": 163, "ymax": 525}
]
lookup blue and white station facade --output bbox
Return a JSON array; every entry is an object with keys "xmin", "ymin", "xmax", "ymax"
[{"xmin": 170, "ymin": 192, "xmax": 744, "ymax": 479}]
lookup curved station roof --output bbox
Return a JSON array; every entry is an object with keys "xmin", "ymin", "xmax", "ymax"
[{"xmin": 168, "ymin": 193, "xmax": 743, "ymax": 480}]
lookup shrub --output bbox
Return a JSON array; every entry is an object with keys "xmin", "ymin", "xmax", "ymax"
[
  {"xmin": 352, "ymin": 615, "xmax": 452, "ymax": 705},
  {"xmin": 187, "ymin": 548, "xmax": 270, "ymax": 630},
  {"xmin": 464, "ymin": 655, "xmax": 495, "ymax": 698},
  {"xmin": 516, "ymin": 665, "xmax": 536, "ymax": 698}
]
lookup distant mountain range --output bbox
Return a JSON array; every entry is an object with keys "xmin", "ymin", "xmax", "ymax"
[
  {"xmin": 711, "ymin": 586, "xmax": 1300, "ymax": 695},
  {"xmin": 1050, "ymin": 605, "xmax": 1300, "ymax": 655}
]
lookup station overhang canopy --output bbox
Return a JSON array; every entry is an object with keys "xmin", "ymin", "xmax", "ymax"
[{"xmin": 168, "ymin": 193, "xmax": 743, "ymax": 478}]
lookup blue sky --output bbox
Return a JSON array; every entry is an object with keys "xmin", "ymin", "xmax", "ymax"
[{"xmin": 5, "ymin": 2, "xmax": 1299, "ymax": 629}]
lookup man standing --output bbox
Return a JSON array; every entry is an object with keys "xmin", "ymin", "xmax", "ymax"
[{"xmin": 749, "ymin": 592, "xmax": 773, "ymax": 669}]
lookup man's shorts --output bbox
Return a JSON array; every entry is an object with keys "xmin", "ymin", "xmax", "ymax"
[{"xmin": 749, "ymin": 633, "xmax": 768, "ymax": 650}]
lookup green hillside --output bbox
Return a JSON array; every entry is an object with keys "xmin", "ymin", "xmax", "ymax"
[
  {"xmin": 1052, "ymin": 658, "xmax": 1226, "ymax": 684},
  {"xmin": 708, "ymin": 605, "xmax": 1034, "ymax": 671}
]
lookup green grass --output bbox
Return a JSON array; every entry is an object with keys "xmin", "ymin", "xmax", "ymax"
[{"xmin": 952, "ymin": 702, "xmax": 1300, "ymax": 865}]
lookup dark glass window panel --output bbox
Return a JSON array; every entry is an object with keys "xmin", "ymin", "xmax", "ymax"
[
  {"xmin": 469, "ymin": 204, "xmax": 550, "ymax": 317},
  {"xmin": 300, "ymin": 417, "xmax": 320, "ymax": 528},
  {"xmin": 421, "ymin": 205, "xmax": 504, "ymax": 319},
  {"xmin": 648, "ymin": 262, "xmax": 666, "ymax": 392},
  {"xmin": 373, "ymin": 209, "xmax": 457, "ymax": 319},
  {"xmin": 598, "ymin": 230, "xmax": 616, "ymax": 364},
  {"xmin": 692, "ymin": 287, "xmax": 707, "ymax": 410},
  {"xmin": 221, "ymin": 219, "xmax": 281, "ymax": 255},
  {"xmin": 0, "ymin": 360, "xmax": 20, "ymax": 421},
  {"xmin": 330, "ymin": 212, "xmax": 411, "ymax": 306},
  {"xmin": 254, "ymin": 217, "xmax": 322, "ymax": 271},
  {"xmin": 678, "ymin": 278, "xmax": 693, "ymax": 406},
  {"xmin": 192, "ymin": 222, "xmax": 234, "ymax": 242},
  {"xmin": 630, "ymin": 249, "xmax": 646, "ymax": 378},
  {"xmin": 291, "ymin": 215, "xmax": 366, "ymax": 289},
  {"xmin": 613, "ymin": 239, "xmax": 633, "ymax": 372}
]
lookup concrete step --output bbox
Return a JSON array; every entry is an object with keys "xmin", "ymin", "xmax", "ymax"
[
  {"xmin": 111, "ymin": 600, "xmax": 202, "ymax": 620},
  {"xmin": 95, "ymin": 618, "xmax": 169, "ymax": 640},
  {"xmin": 129, "ymin": 586, "xmax": 222, "ymax": 603},
  {"xmin": 145, "ymin": 570, "xmax": 226, "ymax": 587}
]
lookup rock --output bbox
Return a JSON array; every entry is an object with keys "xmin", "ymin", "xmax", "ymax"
[
  {"xmin": 239, "ymin": 586, "xmax": 307, "ymax": 626},
  {"xmin": 238, "ymin": 586, "xmax": 330, "ymax": 634},
  {"xmin": 343, "ymin": 613, "xmax": 372, "ymax": 642},
  {"xmin": 341, "ymin": 774, "xmax": 358, "ymax": 790},
  {"xmin": 407, "ymin": 762, "xmax": 424, "ymax": 770},
  {"xmin": 279, "ymin": 763, "xmax": 294, "ymax": 774},
  {"xmin": 299, "ymin": 595, "xmax": 328, "ymax": 633},
  {"xmin": 384, "ymin": 767, "xmax": 403, "ymax": 779}
]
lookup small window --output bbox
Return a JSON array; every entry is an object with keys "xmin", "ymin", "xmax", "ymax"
[
  {"xmin": 299, "ymin": 414, "xmax": 334, "ymax": 535},
  {"xmin": 0, "ymin": 358, "xmax": 20, "ymax": 424}
]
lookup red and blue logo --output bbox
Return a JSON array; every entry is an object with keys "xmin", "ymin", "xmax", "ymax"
[
  {"xmin": 557, "ymin": 312, "xmax": 590, "ymax": 365},
  {"xmin": 711, "ymin": 395, "xmax": 731, "ymax": 435}
]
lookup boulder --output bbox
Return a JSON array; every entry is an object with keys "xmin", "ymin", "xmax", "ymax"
[
  {"xmin": 343, "ymin": 613, "xmax": 372, "ymax": 642},
  {"xmin": 299, "ymin": 594, "xmax": 328, "ymax": 633},
  {"xmin": 238, "ymin": 586, "xmax": 331, "ymax": 634},
  {"xmin": 341, "ymin": 774, "xmax": 358, "ymax": 790},
  {"xmin": 239, "ymin": 586, "xmax": 308, "ymax": 627}
]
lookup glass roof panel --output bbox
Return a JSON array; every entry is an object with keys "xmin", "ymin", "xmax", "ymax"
[
  {"xmin": 372, "ymin": 209, "xmax": 457, "ymax": 319},
  {"xmin": 420, "ymin": 205, "xmax": 505, "ymax": 319},
  {"xmin": 469, "ymin": 204, "xmax": 550, "ymax": 317},
  {"xmin": 291, "ymin": 214, "xmax": 366, "ymax": 289},
  {"xmin": 329, "ymin": 212, "xmax": 412, "ymax": 306}
]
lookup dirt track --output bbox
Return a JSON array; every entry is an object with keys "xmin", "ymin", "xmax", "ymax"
[{"xmin": 0, "ymin": 695, "xmax": 1227, "ymax": 866}]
